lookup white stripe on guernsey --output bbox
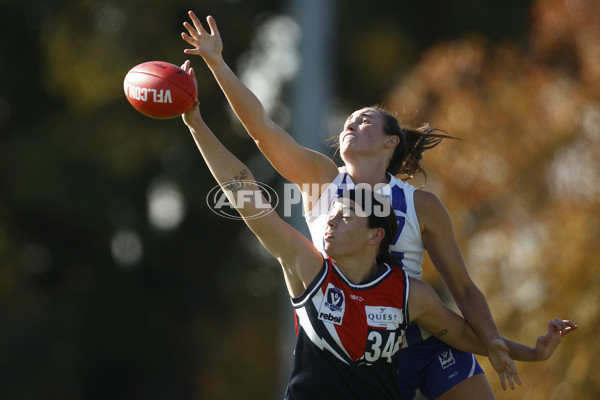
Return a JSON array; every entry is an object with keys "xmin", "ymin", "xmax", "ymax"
[
  {"xmin": 295, "ymin": 306, "xmax": 350, "ymax": 365},
  {"xmin": 291, "ymin": 261, "xmax": 329, "ymax": 308},
  {"xmin": 331, "ymin": 262, "xmax": 391, "ymax": 289},
  {"xmin": 403, "ymin": 271, "xmax": 411, "ymax": 330},
  {"xmin": 311, "ymin": 291, "xmax": 352, "ymax": 360},
  {"xmin": 468, "ymin": 354, "xmax": 477, "ymax": 377}
]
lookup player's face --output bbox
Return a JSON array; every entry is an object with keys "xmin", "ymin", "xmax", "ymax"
[
  {"xmin": 339, "ymin": 108, "xmax": 387, "ymax": 158},
  {"xmin": 323, "ymin": 199, "xmax": 371, "ymax": 258}
]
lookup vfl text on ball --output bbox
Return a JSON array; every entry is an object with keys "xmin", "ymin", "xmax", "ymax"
[{"xmin": 125, "ymin": 83, "xmax": 173, "ymax": 104}]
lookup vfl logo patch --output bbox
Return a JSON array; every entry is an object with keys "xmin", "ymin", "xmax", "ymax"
[
  {"xmin": 318, "ymin": 284, "xmax": 345, "ymax": 325},
  {"xmin": 438, "ymin": 349, "xmax": 456, "ymax": 369}
]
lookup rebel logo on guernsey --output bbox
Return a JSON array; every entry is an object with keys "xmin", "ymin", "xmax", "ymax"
[
  {"xmin": 318, "ymin": 284, "xmax": 345, "ymax": 325},
  {"xmin": 365, "ymin": 306, "xmax": 404, "ymax": 330},
  {"xmin": 124, "ymin": 83, "xmax": 173, "ymax": 104}
]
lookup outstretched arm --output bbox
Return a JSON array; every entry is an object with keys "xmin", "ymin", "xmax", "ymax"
[
  {"xmin": 181, "ymin": 12, "xmax": 338, "ymax": 195},
  {"xmin": 416, "ymin": 189, "xmax": 519, "ymax": 386},
  {"xmin": 409, "ymin": 278, "xmax": 577, "ymax": 390},
  {"xmin": 502, "ymin": 318, "xmax": 577, "ymax": 362},
  {"xmin": 180, "ymin": 63, "xmax": 322, "ymax": 297}
]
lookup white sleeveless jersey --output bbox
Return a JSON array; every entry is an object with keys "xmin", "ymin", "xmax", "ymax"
[{"xmin": 305, "ymin": 167, "xmax": 425, "ymax": 279}]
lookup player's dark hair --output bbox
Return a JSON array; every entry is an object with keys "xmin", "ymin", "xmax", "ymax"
[
  {"xmin": 329, "ymin": 106, "xmax": 459, "ymax": 181},
  {"xmin": 338, "ymin": 189, "xmax": 398, "ymax": 266}
]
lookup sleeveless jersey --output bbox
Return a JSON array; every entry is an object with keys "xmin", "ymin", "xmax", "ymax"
[
  {"xmin": 305, "ymin": 167, "xmax": 425, "ymax": 279},
  {"xmin": 303, "ymin": 168, "xmax": 484, "ymax": 397},
  {"xmin": 285, "ymin": 257, "xmax": 410, "ymax": 400}
]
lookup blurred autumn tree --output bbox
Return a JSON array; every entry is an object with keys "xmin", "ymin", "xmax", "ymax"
[
  {"xmin": 0, "ymin": 0, "xmax": 597, "ymax": 399},
  {"xmin": 386, "ymin": 0, "xmax": 600, "ymax": 398}
]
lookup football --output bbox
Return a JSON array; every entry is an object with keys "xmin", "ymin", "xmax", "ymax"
[{"xmin": 123, "ymin": 61, "xmax": 197, "ymax": 119}]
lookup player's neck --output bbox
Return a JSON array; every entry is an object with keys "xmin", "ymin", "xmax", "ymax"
[
  {"xmin": 345, "ymin": 161, "xmax": 390, "ymax": 189},
  {"xmin": 332, "ymin": 255, "xmax": 380, "ymax": 285}
]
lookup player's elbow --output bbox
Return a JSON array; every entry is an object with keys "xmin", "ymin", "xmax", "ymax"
[{"xmin": 244, "ymin": 110, "xmax": 277, "ymax": 139}]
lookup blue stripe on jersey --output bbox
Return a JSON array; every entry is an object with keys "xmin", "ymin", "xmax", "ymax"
[
  {"xmin": 391, "ymin": 185, "xmax": 407, "ymax": 213},
  {"xmin": 390, "ymin": 185, "xmax": 407, "ymax": 266},
  {"xmin": 336, "ymin": 173, "xmax": 350, "ymax": 196}
]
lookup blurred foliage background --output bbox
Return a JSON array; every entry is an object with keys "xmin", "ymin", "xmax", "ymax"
[{"xmin": 0, "ymin": 0, "xmax": 598, "ymax": 399}]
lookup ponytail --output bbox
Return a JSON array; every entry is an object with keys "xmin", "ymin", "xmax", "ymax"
[
  {"xmin": 328, "ymin": 106, "xmax": 460, "ymax": 182},
  {"xmin": 391, "ymin": 124, "xmax": 458, "ymax": 180}
]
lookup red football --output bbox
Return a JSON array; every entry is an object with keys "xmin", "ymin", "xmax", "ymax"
[{"xmin": 123, "ymin": 61, "xmax": 197, "ymax": 119}]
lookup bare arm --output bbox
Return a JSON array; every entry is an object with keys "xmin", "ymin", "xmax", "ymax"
[
  {"xmin": 501, "ymin": 319, "xmax": 577, "ymax": 362},
  {"xmin": 180, "ymin": 67, "xmax": 322, "ymax": 297},
  {"xmin": 409, "ymin": 278, "xmax": 577, "ymax": 390},
  {"xmin": 415, "ymin": 190, "xmax": 518, "ymax": 385},
  {"xmin": 181, "ymin": 12, "xmax": 338, "ymax": 197}
]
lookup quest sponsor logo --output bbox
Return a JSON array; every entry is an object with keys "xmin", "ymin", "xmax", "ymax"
[{"xmin": 365, "ymin": 306, "xmax": 404, "ymax": 330}]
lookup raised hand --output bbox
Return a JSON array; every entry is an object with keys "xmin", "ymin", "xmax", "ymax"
[
  {"xmin": 179, "ymin": 60, "xmax": 201, "ymax": 127},
  {"xmin": 181, "ymin": 12, "xmax": 223, "ymax": 66},
  {"xmin": 534, "ymin": 319, "xmax": 578, "ymax": 361}
]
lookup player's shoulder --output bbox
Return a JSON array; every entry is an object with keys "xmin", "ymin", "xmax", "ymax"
[
  {"xmin": 413, "ymin": 188, "xmax": 440, "ymax": 203},
  {"xmin": 406, "ymin": 277, "xmax": 441, "ymax": 321},
  {"xmin": 414, "ymin": 189, "xmax": 447, "ymax": 217},
  {"xmin": 413, "ymin": 190, "xmax": 452, "ymax": 233}
]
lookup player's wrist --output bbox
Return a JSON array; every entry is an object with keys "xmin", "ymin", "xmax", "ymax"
[
  {"xmin": 486, "ymin": 336, "xmax": 507, "ymax": 352},
  {"xmin": 205, "ymin": 54, "xmax": 226, "ymax": 70}
]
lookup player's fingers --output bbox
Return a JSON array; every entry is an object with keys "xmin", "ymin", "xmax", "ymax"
[
  {"xmin": 181, "ymin": 32, "xmax": 196, "ymax": 46},
  {"xmin": 560, "ymin": 321, "xmax": 577, "ymax": 336},
  {"xmin": 498, "ymin": 373, "xmax": 507, "ymax": 391},
  {"xmin": 508, "ymin": 360, "xmax": 519, "ymax": 377},
  {"xmin": 182, "ymin": 22, "xmax": 200, "ymax": 40},
  {"xmin": 514, "ymin": 373, "xmax": 522, "ymax": 387},
  {"xmin": 183, "ymin": 48, "xmax": 201, "ymax": 56},
  {"xmin": 563, "ymin": 320, "xmax": 577, "ymax": 329},
  {"xmin": 562, "ymin": 320, "xmax": 578, "ymax": 335},
  {"xmin": 181, "ymin": 35, "xmax": 201, "ymax": 55},
  {"xmin": 188, "ymin": 11, "xmax": 207, "ymax": 34},
  {"xmin": 207, "ymin": 15, "xmax": 220, "ymax": 37},
  {"xmin": 506, "ymin": 374, "xmax": 515, "ymax": 390},
  {"xmin": 549, "ymin": 318, "xmax": 561, "ymax": 330},
  {"xmin": 558, "ymin": 320, "xmax": 567, "ymax": 335}
]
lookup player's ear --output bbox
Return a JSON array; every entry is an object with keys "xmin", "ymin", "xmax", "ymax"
[
  {"xmin": 385, "ymin": 135, "xmax": 400, "ymax": 148},
  {"xmin": 368, "ymin": 227, "xmax": 385, "ymax": 245}
]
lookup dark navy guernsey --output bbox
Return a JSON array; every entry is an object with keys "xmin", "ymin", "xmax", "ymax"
[{"xmin": 285, "ymin": 257, "xmax": 410, "ymax": 400}]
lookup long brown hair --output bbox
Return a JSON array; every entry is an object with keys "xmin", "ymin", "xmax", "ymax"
[{"xmin": 329, "ymin": 106, "xmax": 459, "ymax": 181}]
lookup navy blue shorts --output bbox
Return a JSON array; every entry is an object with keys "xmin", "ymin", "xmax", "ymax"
[{"xmin": 397, "ymin": 325, "xmax": 484, "ymax": 399}]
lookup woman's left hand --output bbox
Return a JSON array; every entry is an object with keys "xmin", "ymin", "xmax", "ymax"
[
  {"xmin": 488, "ymin": 338, "xmax": 521, "ymax": 390},
  {"xmin": 534, "ymin": 319, "xmax": 578, "ymax": 361}
]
